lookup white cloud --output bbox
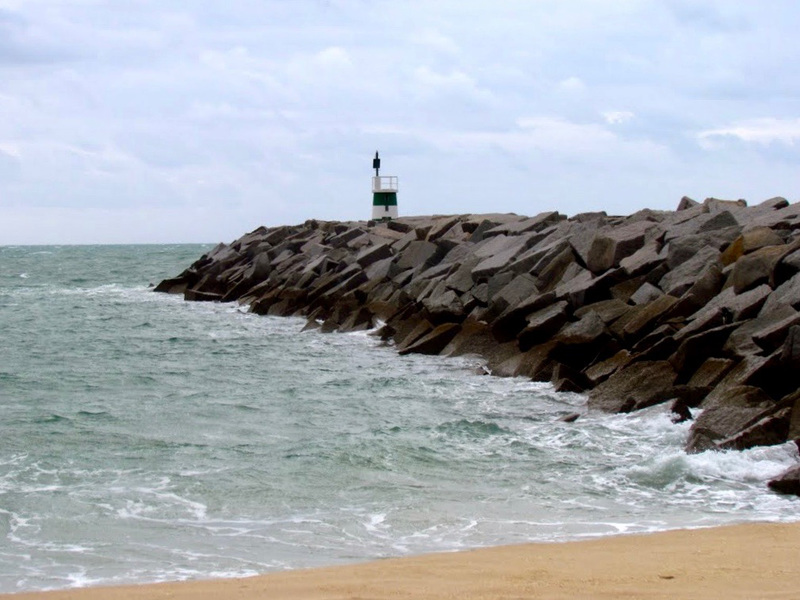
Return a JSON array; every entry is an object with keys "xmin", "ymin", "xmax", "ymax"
[
  {"xmin": 558, "ymin": 76, "xmax": 585, "ymax": 92},
  {"xmin": 698, "ymin": 118, "xmax": 800, "ymax": 147},
  {"xmin": 312, "ymin": 46, "xmax": 352, "ymax": 69},
  {"xmin": 0, "ymin": 141, "xmax": 21, "ymax": 158},
  {"xmin": 411, "ymin": 66, "xmax": 494, "ymax": 103},
  {"xmin": 602, "ymin": 111, "xmax": 635, "ymax": 125},
  {"xmin": 412, "ymin": 29, "xmax": 460, "ymax": 55}
]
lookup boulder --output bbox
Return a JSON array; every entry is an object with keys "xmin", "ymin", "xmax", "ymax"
[
  {"xmin": 687, "ymin": 358, "xmax": 735, "ymax": 388},
  {"xmin": 659, "ymin": 246, "xmax": 721, "ymax": 297},
  {"xmin": 534, "ymin": 246, "xmax": 579, "ymax": 292},
  {"xmin": 471, "ymin": 240, "xmax": 530, "ymax": 280},
  {"xmin": 583, "ymin": 350, "xmax": 633, "ymax": 386},
  {"xmin": 629, "ymin": 282, "xmax": 664, "ymax": 305},
  {"xmin": 575, "ymin": 221, "xmax": 655, "ymax": 274},
  {"xmin": 486, "ymin": 274, "xmax": 539, "ymax": 320},
  {"xmin": 489, "ymin": 292, "xmax": 557, "ymax": 342},
  {"xmin": 588, "ymin": 361, "xmax": 677, "ymax": 413},
  {"xmin": 398, "ymin": 323, "xmax": 461, "ymax": 356},
  {"xmin": 356, "ymin": 243, "xmax": 394, "ymax": 268},
  {"xmin": 759, "ymin": 271, "xmax": 800, "ymax": 314},
  {"xmin": 780, "ymin": 325, "xmax": 800, "ymax": 368},
  {"xmin": 154, "ymin": 277, "xmax": 188, "ymax": 294},
  {"xmin": 518, "ymin": 301, "xmax": 570, "ymax": 351},
  {"xmin": 184, "ymin": 289, "xmax": 223, "ymax": 302},
  {"xmin": 741, "ymin": 227, "xmax": 786, "ymax": 254},
  {"xmin": 508, "ymin": 341, "xmax": 558, "ymax": 380},
  {"xmin": 685, "ymin": 386, "xmax": 775, "ymax": 453},
  {"xmin": 669, "ymin": 323, "xmax": 738, "ymax": 381},
  {"xmin": 485, "ymin": 211, "xmax": 563, "ymax": 236},
  {"xmin": 751, "ymin": 311, "xmax": 800, "ymax": 354},
  {"xmin": 550, "ymin": 312, "xmax": 612, "ymax": 370},
  {"xmin": 425, "ymin": 217, "xmax": 461, "ymax": 241},
  {"xmin": 697, "ymin": 209, "xmax": 740, "ymax": 232},
  {"xmin": 610, "ymin": 295, "xmax": 677, "ymax": 344},
  {"xmin": 574, "ymin": 298, "xmax": 630, "ymax": 325},
  {"xmin": 715, "ymin": 407, "xmax": 792, "ymax": 451},
  {"xmin": 551, "ymin": 362, "xmax": 592, "ymax": 393},
  {"xmin": 556, "ymin": 267, "xmax": 623, "ymax": 309},
  {"xmin": 619, "ymin": 240, "xmax": 666, "ymax": 277},
  {"xmin": 422, "ymin": 288, "xmax": 464, "ymax": 322},
  {"xmin": 724, "ymin": 304, "xmax": 798, "ymax": 357},
  {"xmin": 691, "ymin": 284, "xmax": 771, "ymax": 324},
  {"xmin": 768, "ymin": 466, "xmax": 800, "ymax": 496},
  {"xmin": 703, "ymin": 198, "xmax": 747, "ymax": 214},
  {"xmin": 395, "ymin": 240, "xmax": 444, "ymax": 271},
  {"xmin": 441, "ymin": 318, "xmax": 497, "ymax": 357},
  {"xmin": 731, "ymin": 245, "xmax": 787, "ymax": 294},
  {"xmin": 444, "ymin": 257, "xmax": 482, "ymax": 294}
]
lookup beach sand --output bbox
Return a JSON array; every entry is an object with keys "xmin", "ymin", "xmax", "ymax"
[{"xmin": 6, "ymin": 522, "xmax": 800, "ymax": 599}]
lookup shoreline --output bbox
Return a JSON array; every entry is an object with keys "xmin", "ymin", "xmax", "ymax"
[{"xmin": 6, "ymin": 522, "xmax": 800, "ymax": 599}]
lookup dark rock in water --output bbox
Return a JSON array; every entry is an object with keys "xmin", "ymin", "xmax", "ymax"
[
  {"xmin": 559, "ymin": 412, "xmax": 581, "ymax": 423},
  {"xmin": 184, "ymin": 289, "xmax": 224, "ymax": 302},
  {"xmin": 670, "ymin": 398, "xmax": 693, "ymax": 423},
  {"xmin": 685, "ymin": 386, "xmax": 775, "ymax": 453},
  {"xmin": 154, "ymin": 277, "xmax": 188, "ymax": 294},
  {"xmin": 155, "ymin": 201, "xmax": 800, "ymax": 458},
  {"xmin": 715, "ymin": 407, "xmax": 792, "ymax": 451},
  {"xmin": 768, "ymin": 465, "xmax": 800, "ymax": 496}
]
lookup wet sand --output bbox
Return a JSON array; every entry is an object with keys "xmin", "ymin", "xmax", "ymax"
[{"xmin": 6, "ymin": 522, "xmax": 800, "ymax": 600}]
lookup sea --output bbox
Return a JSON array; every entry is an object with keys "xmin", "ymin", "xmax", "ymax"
[{"xmin": 1, "ymin": 244, "xmax": 799, "ymax": 593}]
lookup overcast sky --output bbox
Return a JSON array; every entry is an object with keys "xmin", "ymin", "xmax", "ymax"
[{"xmin": 1, "ymin": 1, "xmax": 799, "ymax": 244}]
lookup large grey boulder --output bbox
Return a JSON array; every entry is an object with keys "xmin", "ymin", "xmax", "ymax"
[
  {"xmin": 486, "ymin": 274, "xmax": 539, "ymax": 319},
  {"xmin": 760, "ymin": 271, "xmax": 800, "ymax": 314},
  {"xmin": 518, "ymin": 301, "xmax": 570, "ymax": 350},
  {"xmin": 609, "ymin": 294, "xmax": 677, "ymax": 344},
  {"xmin": 731, "ymin": 244, "xmax": 788, "ymax": 294},
  {"xmin": 659, "ymin": 246, "xmax": 721, "ymax": 297},
  {"xmin": 715, "ymin": 407, "xmax": 792, "ymax": 451},
  {"xmin": 398, "ymin": 323, "xmax": 461, "ymax": 356},
  {"xmin": 588, "ymin": 361, "xmax": 677, "ymax": 413},
  {"xmin": 395, "ymin": 240, "xmax": 444, "ymax": 271},
  {"xmin": 356, "ymin": 242, "xmax": 394, "ymax": 268},
  {"xmin": 686, "ymin": 386, "xmax": 778, "ymax": 453},
  {"xmin": 724, "ymin": 304, "xmax": 798, "ymax": 357}
]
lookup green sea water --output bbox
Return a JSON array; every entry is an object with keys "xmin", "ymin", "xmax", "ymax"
[{"xmin": 1, "ymin": 244, "xmax": 798, "ymax": 593}]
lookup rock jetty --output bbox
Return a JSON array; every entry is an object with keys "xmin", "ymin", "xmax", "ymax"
[{"xmin": 156, "ymin": 196, "xmax": 800, "ymax": 493}]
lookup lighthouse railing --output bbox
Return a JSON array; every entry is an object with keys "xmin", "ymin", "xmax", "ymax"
[{"xmin": 372, "ymin": 176, "xmax": 398, "ymax": 193}]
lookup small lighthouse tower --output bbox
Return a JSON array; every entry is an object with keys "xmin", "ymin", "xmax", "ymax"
[{"xmin": 371, "ymin": 151, "xmax": 398, "ymax": 220}]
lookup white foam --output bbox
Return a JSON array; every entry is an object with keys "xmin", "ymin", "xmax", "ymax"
[{"xmin": 686, "ymin": 442, "xmax": 799, "ymax": 483}]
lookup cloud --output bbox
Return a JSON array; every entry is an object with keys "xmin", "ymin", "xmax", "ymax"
[
  {"xmin": 558, "ymin": 77, "xmax": 585, "ymax": 92},
  {"xmin": 698, "ymin": 118, "xmax": 800, "ymax": 147},
  {"xmin": 602, "ymin": 111, "xmax": 635, "ymax": 125},
  {"xmin": 412, "ymin": 29, "xmax": 460, "ymax": 56}
]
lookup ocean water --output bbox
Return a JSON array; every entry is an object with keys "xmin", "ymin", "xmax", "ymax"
[{"xmin": 0, "ymin": 244, "xmax": 799, "ymax": 593}]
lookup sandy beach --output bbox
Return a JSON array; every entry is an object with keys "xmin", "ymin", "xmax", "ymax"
[{"xmin": 6, "ymin": 522, "xmax": 799, "ymax": 600}]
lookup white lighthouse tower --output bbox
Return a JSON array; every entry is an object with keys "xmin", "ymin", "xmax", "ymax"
[{"xmin": 371, "ymin": 151, "xmax": 398, "ymax": 220}]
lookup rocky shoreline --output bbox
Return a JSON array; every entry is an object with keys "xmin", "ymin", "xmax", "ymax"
[{"xmin": 155, "ymin": 197, "xmax": 800, "ymax": 494}]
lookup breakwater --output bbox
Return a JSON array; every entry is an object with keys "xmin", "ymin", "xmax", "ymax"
[{"xmin": 156, "ymin": 197, "xmax": 800, "ymax": 492}]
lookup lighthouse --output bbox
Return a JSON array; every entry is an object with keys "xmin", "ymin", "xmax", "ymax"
[{"xmin": 371, "ymin": 151, "xmax": 398, "ymax": 220}]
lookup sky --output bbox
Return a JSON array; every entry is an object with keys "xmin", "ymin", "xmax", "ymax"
[{"xmin": 1, "ymin": 1, "xmax": 799, "ymax": 244}]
